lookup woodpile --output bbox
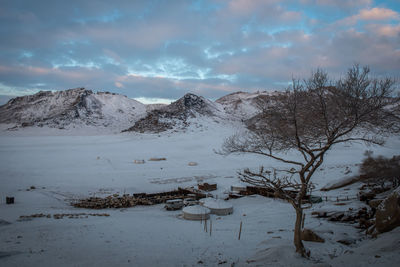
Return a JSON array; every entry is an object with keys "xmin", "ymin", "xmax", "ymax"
[
  {"xmin": 198, "ymin": 183, "xmax": 217, "ymax": 191},
  {"xmin": 148, "ymin": 157, "xmax": 166, "ymax": 161},
  {"xmin": 72, "ymin": 188, "xmax": 207, "ymax": 209},
  {"xmin": 18, "ymin": 213, "xmax": 110, "ymax": 221}
]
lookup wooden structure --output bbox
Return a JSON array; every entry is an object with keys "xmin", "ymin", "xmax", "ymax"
[{"xmin": 198, "ymin": 183, "xmax": 217, "ymax": 191}]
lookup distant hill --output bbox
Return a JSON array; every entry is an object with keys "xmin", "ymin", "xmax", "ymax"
[
  {"xmin": 0, "ymin": 88, "xmax": 146, "ymax": 130},
  {"xmin": 0, "ymin": 88, "xmax": 286, "ymax": 133},
  {"xmin": 123, "ymin": 93, "xmax": 228, "ymax": 133}
]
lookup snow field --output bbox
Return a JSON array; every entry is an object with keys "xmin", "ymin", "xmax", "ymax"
[{"xmin": 1, "ymin": 123, "xmax": 400, "ymax": 266}]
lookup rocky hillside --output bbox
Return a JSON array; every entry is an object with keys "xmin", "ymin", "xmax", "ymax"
[
  {"xmin": 0, "ymin": 88, "xmax": 146, "ymax": 130},
  {"xmin": 216, "ymin": 91, "xmax": 281, "ymax": 120},
  {"xmin": 0, "ymin": 89, "xmax": 286, "ymax": 133},
  {"xmin": 123, "ymin": 93, "xmax": 227, "ymax": 133}
]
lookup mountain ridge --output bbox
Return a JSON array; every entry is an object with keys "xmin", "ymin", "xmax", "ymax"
[
  {"xmin": 0, "ymin": 88, "xmax": 146, "ymax": 130},
  {"xmin": 0, "ymin": 88, "xmax": 281, "ymax": 133}
]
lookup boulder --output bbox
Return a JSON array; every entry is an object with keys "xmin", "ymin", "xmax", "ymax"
[
  {"xmin": 368, "ymin": 199, "xmax": 383, "ymax": 209},
  {"xmin": 301, "ymin": 228, "xmax": 325, "ymax": 243},
  {"xmin": 375, "ymin": 187, "xmax": 400, "ymax": 233}
]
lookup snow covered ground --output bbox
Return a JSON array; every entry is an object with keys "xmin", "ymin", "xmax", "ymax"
[{"xmin": 1, "ymin": 122, "xmax": 399, "ymax": 266}]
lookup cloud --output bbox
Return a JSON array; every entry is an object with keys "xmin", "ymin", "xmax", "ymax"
[
  {"xmin": 315, "ymin": 0, "xmax": 372, "ymax": 8},
  {"xmin": 358, "ymin": 7, "xmax": 399, "ymax": 20},
  {"xmin": 340, "ymin": 7, "xmax": 399, "ymax": 25},
  {"xmin": 366, "ymin": 24, "xmax": 400, "ymax": 37},
  {"xmin": 0, "ymin": 0, "xmax": 399, "ymax": 101},
  {"xmin": 227, "ymin": 0, "xmax": 282, "ymax": 16}
]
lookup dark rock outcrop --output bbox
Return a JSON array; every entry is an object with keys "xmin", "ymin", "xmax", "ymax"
[
  {"xmin": 123, "ymin": 93, "xmax": 222, "ymax": 133},
  {"xmin": 375, "ymin": 187, "xmax": 400, "ymax": 233}
]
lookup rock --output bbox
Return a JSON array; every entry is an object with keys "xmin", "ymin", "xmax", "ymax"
[
  {"xmin": 375, "ymin": 187, "xmax": 400, "ymax": 233},
  {"xmin": 337, "ymin": 238, "xmax": 356, "ymax": 246},
  {"xmin": 0, "ymin": 219, "xmax": 11, "ymax": 226},
  {"xmin": 359, "ymin": 191, "xmax": 376, "ymax": 202},
  {"xmin": 368, "ymin": 199, "xmax": 383, "ymax": 209},
  {"xmin": 301, "ymin": 228, "xmax": 325, "ymax": 243},
  {"xmin": 311, "ymin": 211, "xmax": 328, "ymax": 218}
]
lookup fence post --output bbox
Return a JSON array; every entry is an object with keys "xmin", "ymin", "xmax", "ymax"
[{"xmin": 238, "ymin": 221, "xmax": 243, "ymax": 240}]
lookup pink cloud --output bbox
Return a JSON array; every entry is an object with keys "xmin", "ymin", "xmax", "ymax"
[
  {"xmin": 114, "ymin": 81, "xmax": 124, "ymax": 88},
  {"xmin": 366, "ymin": 24, "xmax": 400, "ymax": 37},
  {"xmin": 116, "ymin": 73, "xmax": 243, "ymax": 96},
  {"xmin": 340, "ymin": 7, "xmax": 399, "ymax": 25},
  {"xmin": 359, "ymin": 7, "xmax": 399, "ymax": 20}
]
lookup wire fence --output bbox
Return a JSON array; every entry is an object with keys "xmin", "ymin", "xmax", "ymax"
[{"xmin": 319, "ymin": 195, "xmax": 359, "ymax": 202}]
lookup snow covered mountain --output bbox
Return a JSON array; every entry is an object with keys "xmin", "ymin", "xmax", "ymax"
[
  {"xmin": 0, "ymin": 88, "xmax": 146, "ymax": 130},
  {"xmin": 123, "ymin": 93, "xmax": 228, "ymax": 133},
  {"xmin": 0, "ymin": 89, "xmax": 285, "ymax": 134},
  {"xmin": 216, "ymin": 91, "xmax": 281, "ymax": 120}
]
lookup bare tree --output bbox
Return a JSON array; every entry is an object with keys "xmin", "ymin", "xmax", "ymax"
[{"xmin": 220, "ymin": 65, "xmax": 399, "ymax": 257}]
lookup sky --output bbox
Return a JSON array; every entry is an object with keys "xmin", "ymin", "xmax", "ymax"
[{"xmin": 0, "ymin": 0, "xmax": 399, "ymax": 103}]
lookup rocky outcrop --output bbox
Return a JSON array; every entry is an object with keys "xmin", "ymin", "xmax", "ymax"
[
  {"xmin": 375, "ymin": 187, "xmax": 400, "ymax": 233},
  {"xmin": 123, "ymin": 93, "xmax": 225, "ymax": 133},
  {"xmin": 216, "ymin": 91, "xmax": 281, "ymax": 120}
]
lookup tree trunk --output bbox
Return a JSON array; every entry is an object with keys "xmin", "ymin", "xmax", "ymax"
[{"xmin": 294, "ymin": 206, "xmax": 306, "ymax": 257}]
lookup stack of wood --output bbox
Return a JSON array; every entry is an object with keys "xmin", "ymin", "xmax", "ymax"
[
  {"xmin": 198, "ymin": 183, "xmax": 217, "ymax": 191},
  {"xmin": 18, "ymin": 213, "xmax": 110, "ymax": 220},
  {"xmin": 72, "ymin": 188, "xmax": 207, "ymax": 209}
]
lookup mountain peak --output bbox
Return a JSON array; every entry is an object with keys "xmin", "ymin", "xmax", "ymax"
[
  {"xmin": 123, "ymin": 93, "xmax": 223, "ymax": 133},
  {"xmin": 0, "ymin": 88, "xmax": 146, "ymax": 130},
  {"xmin": 174, "ymin": 93, "xmax": 207, "ymax": 112}
]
